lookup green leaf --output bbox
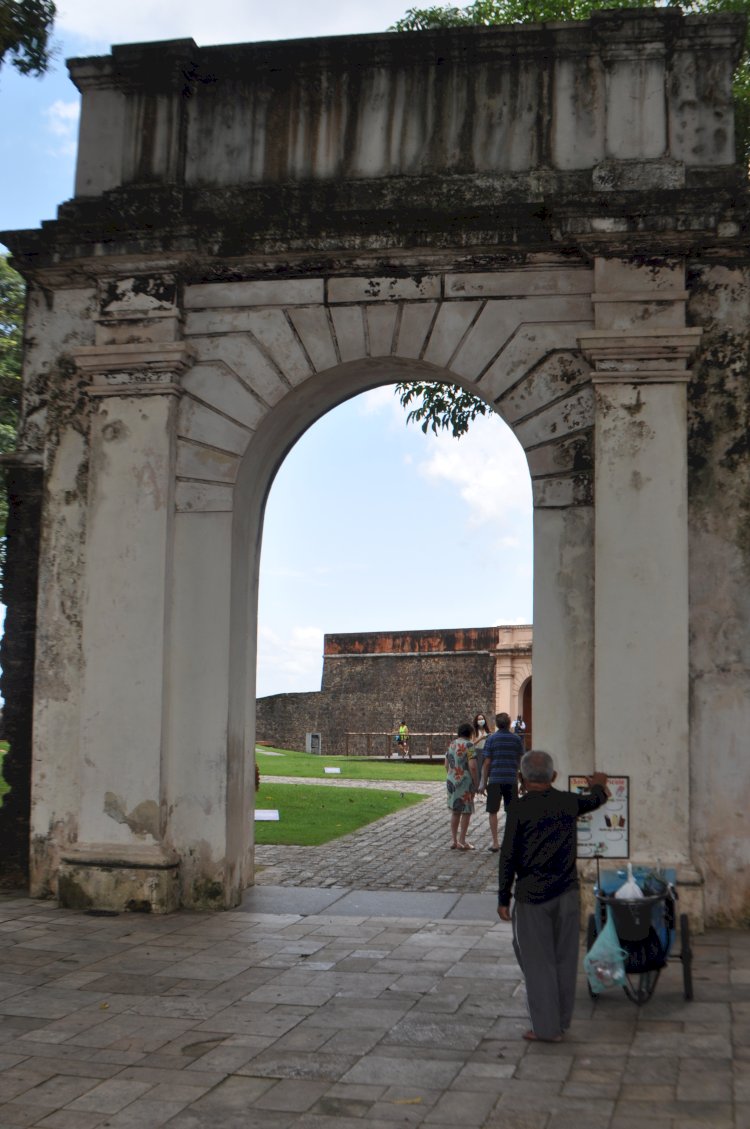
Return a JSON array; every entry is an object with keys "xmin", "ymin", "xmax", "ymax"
[
  {"xmin": 0, "ymin": 0, "xmax": 57, "ymax": 76},
  {"xmin": 395, "ymin": 381, "xmax": 491, "ymax": 438}
]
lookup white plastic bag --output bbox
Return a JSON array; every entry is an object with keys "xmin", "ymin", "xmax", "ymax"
[{"xmin": 615, "ymin": 862, "xmax": 644, "ymax": 900}]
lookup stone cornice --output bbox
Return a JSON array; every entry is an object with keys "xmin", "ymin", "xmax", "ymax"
[
  {"xmin": 73, "ymin": 342, "xmax": 194, "ymax": 397},
  {"xmin": 2, "ymin": 182, "xmax": 747, "ymax": 281},
  {"xmin": 579, "ymin": 327, "xmax": 702, "ymax": 382}
]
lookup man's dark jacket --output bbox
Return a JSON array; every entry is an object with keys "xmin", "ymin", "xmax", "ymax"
[{"xmin": 498, "ymin": 785, "xmax": 607, "ymax": 907}]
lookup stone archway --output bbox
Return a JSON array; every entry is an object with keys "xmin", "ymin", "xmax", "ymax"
[{"xmin": 2, "ymin": 8, "xmax": 749, "ymax": 922}]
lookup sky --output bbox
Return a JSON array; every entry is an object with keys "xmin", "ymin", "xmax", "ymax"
[{"xmin": 1, "ymin": 0, "xmax": 534, "ymax": 698}]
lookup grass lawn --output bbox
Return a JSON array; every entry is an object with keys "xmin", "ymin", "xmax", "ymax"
[
  {"xmin": 254, "ymin": 781, "xmax": 426, "ymax": 846},
  {"xmin": 256, "ymin": 745, "xmax": 444, "ymax": 783}
]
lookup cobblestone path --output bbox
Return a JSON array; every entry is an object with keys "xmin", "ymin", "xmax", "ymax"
[{"xmin": 254, "ymin": 776, "xmax": 505, "ymax": 893}]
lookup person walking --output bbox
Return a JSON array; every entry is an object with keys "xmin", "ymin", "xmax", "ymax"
[
  {"xmin": 445, "ymin": 722, "xmax": 479, "ymax": 850},
  {"xmin": 480, "ymin": 712, "xmax": 524, "ymax": 851},
  {"xmin": 497, "ymin": 749, "xmax": 609, "ymax": 1042}
]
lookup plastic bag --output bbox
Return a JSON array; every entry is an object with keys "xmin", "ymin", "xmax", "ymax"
[
  {"xmin": 615, "ymin": 862, "xmax": 644, "ymax": 900},
  {"xmin": 583, "ymin": 913, "xmax": 628, "ymax": 994}
]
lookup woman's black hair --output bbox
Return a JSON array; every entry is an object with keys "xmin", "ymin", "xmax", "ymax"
[{"xmin": 457, "ymin": 722, "xmax": 474, "ymax": 739}]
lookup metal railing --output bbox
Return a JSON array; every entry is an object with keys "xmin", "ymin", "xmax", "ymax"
[
  {"xmin": 339, "ymin": 730, "xmax": 532, "ymax": 758},
  {"xmin": 343, "ymin": 732, "xmax": 454, "ymax": 759}
]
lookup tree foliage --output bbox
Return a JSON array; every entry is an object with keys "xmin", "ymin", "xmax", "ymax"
[
  {"xmin": 393, "ymin": 0, "xmax": 750, "ymax": 438},
  {"xmin": 0, "ymin": 257, "xmax": 23, "ymax": 446},
  {"xmin": 0, "ymin": 0, "xmax": 56, "ymax": 76},
  {"xmin": 396, "ymin": 380, "xmax": 492, "ymax": 438},
  {"xmin": 392, "ymin": 0, "xmax": 649, "ymax": 28}
]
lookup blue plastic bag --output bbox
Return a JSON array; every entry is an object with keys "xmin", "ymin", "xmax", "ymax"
[{"xmin": 583, "ymin": 913, "xmax": 628, "ymax": 994}]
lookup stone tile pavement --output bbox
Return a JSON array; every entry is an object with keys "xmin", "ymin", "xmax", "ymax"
[{"xmin": 1, "ymin": 778, "xmax": 749, "ymax": 1128}]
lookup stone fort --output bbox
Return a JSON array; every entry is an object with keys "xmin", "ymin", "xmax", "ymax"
[{"xmin": 256, "ymin": 624, "xmax": 532, "ymax": 756}]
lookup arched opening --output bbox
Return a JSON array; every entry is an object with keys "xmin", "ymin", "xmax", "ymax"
[
  {"xmin": 255, "ymin": 381, "xmax": 533, "ymax": 719},
  {"xmin": 231, "ymin": 358, "xmax": 543, "ymax": 895},
  {"xmin": 157, "ymin": 301, "xmax": 598, "ymax": 908}
]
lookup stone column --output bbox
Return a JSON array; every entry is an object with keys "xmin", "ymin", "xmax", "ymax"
[
  {"xmin": 61, "ymin": 319, "xmax": 192, "ymax": 911},
  {"xmin": 580, "ymin": 258, "xmax": 701, "ymax": 881},
  {"xmin": 532, "ymin": 505, "xmax": 595, "ymax": 783},
  {"xmin": 493, "ymin": 649, "xmax": 513, "ymax": 717}
]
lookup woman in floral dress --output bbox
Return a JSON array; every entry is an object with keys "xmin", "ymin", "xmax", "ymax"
[{"xmin": 445, "ymin": 722, "xmax": 480, "ymax": 850}]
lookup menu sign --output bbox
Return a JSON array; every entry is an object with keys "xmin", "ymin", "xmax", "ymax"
[{"xmin": 569, "ymin": 775, "xmax": 629, "ymax": 859}]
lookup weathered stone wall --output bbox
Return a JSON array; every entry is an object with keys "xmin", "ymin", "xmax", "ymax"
[
  {"xmin": 256, "ymin": 650, "xmax": 496, "ymax": 757},
  {"xmin": 255, "ymin": 692, "xmax": 328, "ymax": 757},
  {"xmin": 69, "ymin": 11, "xmax": 739, "ymax": 199},
  {"xmin": 687, "ymin": 261, "xmax": 750, "ymax": 925}
]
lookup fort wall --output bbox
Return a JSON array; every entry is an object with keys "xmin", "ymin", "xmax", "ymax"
[{"xmin": 256, "ymin": 625, "xmax": 531, "ymax": 755}]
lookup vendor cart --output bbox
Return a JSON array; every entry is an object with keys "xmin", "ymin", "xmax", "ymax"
[{"xmin": 586, "ymin": 864, "xmax": 693, "ymax": 1006}]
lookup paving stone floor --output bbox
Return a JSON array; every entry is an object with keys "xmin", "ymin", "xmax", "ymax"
[{"xmin": 2, "ymin": 777, "xmax": 749, "ymax": 1128}]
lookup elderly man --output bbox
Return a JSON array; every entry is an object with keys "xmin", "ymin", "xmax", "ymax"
[{"xmin": 497, "ymin": 749, "xmax": 609, "ymax": 1042}]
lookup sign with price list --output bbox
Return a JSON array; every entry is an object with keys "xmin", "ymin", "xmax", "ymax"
[{"xmin": 569, "ymin": 775, "xmax": 630, "ymax": 859}]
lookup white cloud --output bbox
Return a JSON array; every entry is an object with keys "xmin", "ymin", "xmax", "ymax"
[
  {"xmin": 417, "ymin": 414, "xmax": 532, "ymax": 530},
  {"xmin": 256, "ymin": 624, "xmax": 324, "ymax": 697},
  {"xmin": 44, "ymin": 99, "xmax": 80, "ymax": 158},
  {"xmin": 357, "ymin": 384, "xmax": 413, "ymax": 434},
  {"xmin": 54, "ymin": 1, "xmax": 413, "ymax": 50}
]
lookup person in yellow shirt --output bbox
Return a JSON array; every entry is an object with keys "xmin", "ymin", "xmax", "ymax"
[{"xmin": 398, "ymin": 721, "xmax": 410, "ymax": 759}]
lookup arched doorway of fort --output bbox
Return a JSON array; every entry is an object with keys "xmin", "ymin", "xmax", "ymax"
[{"xmin": 2, "ymin": 9, "xmax": 749, "ymax": 924}]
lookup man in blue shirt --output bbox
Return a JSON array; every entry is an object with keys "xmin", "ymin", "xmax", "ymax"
[
  {"xmin": 497, "ymin": 749, "xmax": 609, "ymax": 1042},
  {"xmin": 479, "ymin": 712, "xmax": 524, "ymax": 851}
]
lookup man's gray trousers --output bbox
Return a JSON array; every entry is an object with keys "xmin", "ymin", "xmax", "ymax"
[{"xmin": 511, "ymin": 887, "xmax": 580, "ymax": 1040}]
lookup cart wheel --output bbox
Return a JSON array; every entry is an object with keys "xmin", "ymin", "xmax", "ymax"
[
  {"xmin": 622, "ymin": 968, "xmax": 660, "ymax": 1006},
  {"xmin": 680, "ymin": 914, "xmax": 693, "ymax": 1001},
  {"xmin": 586, "ymin": 914, "xmax": 598, "ymax": 1000}
]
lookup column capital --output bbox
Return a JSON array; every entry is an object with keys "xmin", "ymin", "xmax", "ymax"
[
  {"xmin": 73, "ymin": 342, "xmax": 194, "ymax": 397},
  {"xmin": 578, "ymin": 327, "xmax": 702, "ymax": 383}
]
